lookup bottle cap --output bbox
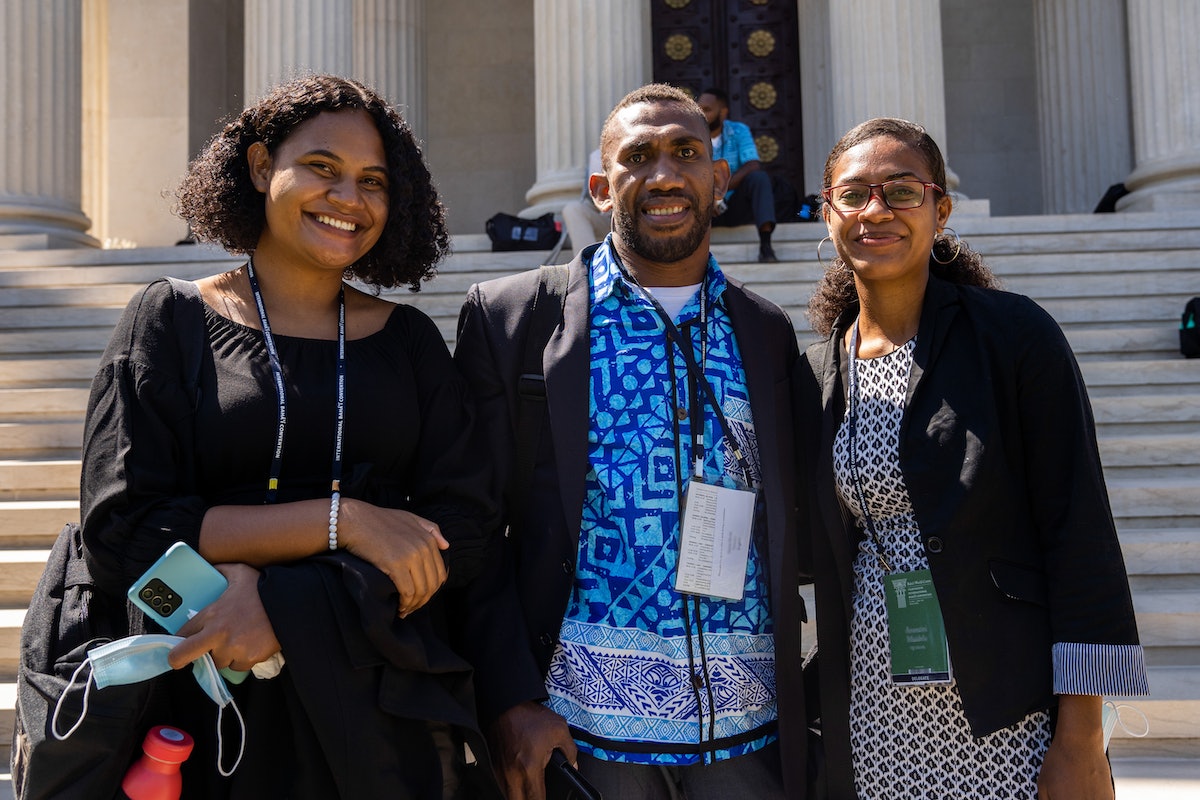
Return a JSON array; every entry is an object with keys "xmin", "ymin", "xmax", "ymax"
[{"xmin": 142, "ymin": 725, "xmax": 195, "ymax": 764}]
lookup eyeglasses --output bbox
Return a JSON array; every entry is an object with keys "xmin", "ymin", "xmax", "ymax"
[{"xmin": 822, "ymin": 180, "xmax": 943, "ymax": 212}]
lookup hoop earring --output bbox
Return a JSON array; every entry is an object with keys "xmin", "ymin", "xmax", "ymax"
[
  {"xmin": 817, "ymin": 237, "xmax": 833, "ymax": 270},
  {"xmin": 932, "ymin": 227, "xmax": 961, "ymax": 265}
]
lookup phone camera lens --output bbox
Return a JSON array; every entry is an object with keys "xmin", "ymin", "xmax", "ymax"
[
  {"xmin": 160, "ymin": 603, "xmax": 174, "ymax": 615},
  {"xmin": 150, "ymin": 595, "xmax": 163, "ymax": 607},
  {"xmin": 140, "ymin": 587, "xmax": 154, "ymax": 600}
]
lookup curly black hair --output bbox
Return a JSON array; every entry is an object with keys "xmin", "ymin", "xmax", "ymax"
[
  {"xmin": 175, "ymin": 74, "xmax": 449, "ymax": 291},
  {"xmin": 807, "ymin": 118, "xmax": 1000, "ymax": 337}
]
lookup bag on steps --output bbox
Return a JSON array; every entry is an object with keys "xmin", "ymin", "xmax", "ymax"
[
  {"xmin": 11, "ymin": 278, "xmax": 207, "ymax": 799},
  {"xmin": 1181, "ymin": 296, "xmax": 1200, "ymax": 358},
  {"xmin": 11, "ymin": 522, "xmax": 158, "ymax": 800},
  {"xmin": 485, "ymin": 212, "xmax": 561, "ymax": 252}
]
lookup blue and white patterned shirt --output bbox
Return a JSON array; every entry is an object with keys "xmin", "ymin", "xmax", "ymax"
[
  {"xmin": 713, "ymin": 119, "xmax": 760, "ymax": 201},
  {"xmin": 543, "ymin": 237, "xmax": 777, "ymax": 765}
]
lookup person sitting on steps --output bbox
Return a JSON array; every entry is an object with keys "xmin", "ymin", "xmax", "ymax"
[{"xmin": 698, "ymin": 87, "xmax": 778, "ymax": 263}]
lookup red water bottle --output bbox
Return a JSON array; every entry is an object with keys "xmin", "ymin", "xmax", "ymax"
[{"xmin": 121, "ymin": 725, "xmax": 194, "ymax": 800}]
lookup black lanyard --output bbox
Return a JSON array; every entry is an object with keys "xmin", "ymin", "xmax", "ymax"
[
  {"xmin": 668, "ymin": 289, "xmax": 708, "ymax": 480},
  {"xmin": 611, "ymin": 252, "xmax": 756, "ymax": 489},
  {"xmin": 610, "ymin": 257, "xmax": 746, "ymax": 760},
  {"xmin": 246, "ymin": 260, "xmax": 346, "ymax": 504},
  {"xmin": 846, "ymin": 321, "xmax": 895, "ymax": 573}
]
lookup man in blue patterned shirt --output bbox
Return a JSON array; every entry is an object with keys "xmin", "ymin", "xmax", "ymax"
[
  {"xmin": 697, "ymin": 88, "xmax": 779, "ymax": 263},
  {"xmin": 455, "ymin": 84, "xmax": 808, "ymax": 800}
]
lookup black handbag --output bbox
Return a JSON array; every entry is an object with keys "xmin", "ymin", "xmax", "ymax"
[
  {"xmin": 1181, "ymin": 296, "xmax": 1199, "ymax": 358},
  {"xmin": 485, "ymin": 212, "xmax": 561, "ymax": 252}
]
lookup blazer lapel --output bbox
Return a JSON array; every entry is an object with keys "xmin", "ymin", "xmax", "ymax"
[
  {"xmin": 543, "ymin": 256, "xmax": 591, "ymax": 544},
  {"xmin": 724, "ymin": 282, "xmax": 784, "ymax": 592},
  {"xmin": 814, "ymin": 328, "xmax": 858, "ymax": 606},
  {"xmin": 907, "ymin": 275, "xmax": 960, "ymax": 406},
  {"xmin": 724, "ymin": 281, "xmax": 776, "ymax": 486}
]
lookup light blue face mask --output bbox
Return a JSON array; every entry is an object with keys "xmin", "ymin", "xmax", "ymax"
[{"xmin": 52, "ymin": 634, "xmax": 245, "ymax": 776}]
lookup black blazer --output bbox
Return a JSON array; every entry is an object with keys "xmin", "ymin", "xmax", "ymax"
[
  {"xmin": 798, "ymin": 275, "xmax": 1141, "ymax": 799},
  {"xmin": 453, "ymin": 249, "xmax": 809, "ymax": 796}
]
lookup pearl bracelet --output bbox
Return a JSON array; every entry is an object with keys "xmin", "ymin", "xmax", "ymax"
[{"xmin": 328, "ymin": 491, "xmax": 340, "ymax": 550}]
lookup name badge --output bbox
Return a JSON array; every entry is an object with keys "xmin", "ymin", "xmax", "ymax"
[
  {"xmin": 883, "ymin": 569, "xmax": 952, "ymax": 685},
  {"xmin": 674, "ymin": 478, "xmax": 756, "ymax": 601}
]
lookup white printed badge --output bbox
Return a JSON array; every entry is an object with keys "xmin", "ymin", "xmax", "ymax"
[{"xmin": 674, "ymin": 479, "xmax": 757, "ymax": 600}]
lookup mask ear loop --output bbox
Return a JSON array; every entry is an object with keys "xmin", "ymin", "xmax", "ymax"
[
  {"xmin": 51, "ymin": 658, "xmax": 96, "ymax": 741},
  {"xmin": 216, "ymin": 697, "xmax": 246, "ymax": 777},
  {"xmin": 1102, "ymin": 699, "xmax": 1150, "ymax": 750}
]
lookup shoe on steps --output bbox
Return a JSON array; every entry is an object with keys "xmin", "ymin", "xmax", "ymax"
[{"xmin": 757, "ymin": 244, "xmax": 779, "ymax": 263}]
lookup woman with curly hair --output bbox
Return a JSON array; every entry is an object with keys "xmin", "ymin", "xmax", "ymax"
[
  {"xmin": 797, "ymin": 118, "xmax": 1147, "ymax": 799},
  {"xmin": 77, "ymin": 74, "xmax": 500, "ymax": 798}
]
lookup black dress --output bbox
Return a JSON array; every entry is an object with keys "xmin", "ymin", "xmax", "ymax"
[{"xmin": 79, "ymin": 279, "xmax": 498, "ymax": 799}]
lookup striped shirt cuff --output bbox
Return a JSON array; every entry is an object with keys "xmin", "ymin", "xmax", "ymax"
[{"xmin": 1052, "ymin": 642, "xmax": 1150, "ymax": 697}]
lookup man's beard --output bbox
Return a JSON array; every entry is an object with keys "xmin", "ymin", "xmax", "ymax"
[{"xmin": 613, "ymin": 194, "xmax": 713, "ymax": 264}]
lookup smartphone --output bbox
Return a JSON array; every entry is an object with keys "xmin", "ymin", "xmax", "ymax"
[
  {"xmin": 128, "ymin": 541, "xmax": 249, "ymax": 684},
  {"xmin": 544, "ymin": 749, "xmax": 602, "ymax": 800}
]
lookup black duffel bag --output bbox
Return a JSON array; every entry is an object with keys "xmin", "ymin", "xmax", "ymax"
[{"xmin": 485, "ymin": 212, "xmax": 560, "ymax": 252}]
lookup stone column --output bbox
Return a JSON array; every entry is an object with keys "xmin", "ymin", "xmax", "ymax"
[
  {"xmin": 244, "ymin": 0, "xmax": 353, "ymax": 104},
  {"xmin": 1120, "ymin": 0, "xmax": 1200, "ymax": 212},
  {"xmin": 354, "ymin": 0, "xmax": 426, "ymax": 143},
  {"xmin": 798, "ymin": 0, "xmax": 836, "ymax": 200},
  {"xmin": 826, "ymin": 0, "xmax": 959, "ymax": 190},
  {"xmin": 0, "ymin": 0, "xmax": 94, "ymax": 248},
  {"xmin": 1033, "ymin": 0, "xmax": 1132, "ymax": 215},
  {"xmin": 524, "ymin": 0, "xmax": 650, "ymax": 217}
]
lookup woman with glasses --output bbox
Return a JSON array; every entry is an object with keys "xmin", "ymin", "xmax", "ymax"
[{"xmin": 797, "ymin": 118, "xmax": 1147, "ymax": 799}]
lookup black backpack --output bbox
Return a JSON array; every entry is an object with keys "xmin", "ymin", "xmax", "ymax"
[
  {"xmin": 11, "ymin": 523, "xmax": 157, "ymax": 799},
  {"xmin": 11, "ymin": 278, "xmax": 206, "ymax": 799},
  {"xmin": 1182, "ymin": 297, "xmax": 1200, "ymax": 358}
]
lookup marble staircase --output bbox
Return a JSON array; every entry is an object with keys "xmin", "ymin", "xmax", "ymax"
[{"xmin": 0, "ymin": 210, "xmax": 1197, "ymax": 783}]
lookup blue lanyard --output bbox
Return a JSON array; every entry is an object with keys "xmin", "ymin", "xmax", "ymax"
[{"xmin": 245, "ymin": 260, "xmax": 346, "ymax": 504}]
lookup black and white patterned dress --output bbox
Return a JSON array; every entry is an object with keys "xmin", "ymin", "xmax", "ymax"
[{"xmin": 833, "ymin": 339, "xmax": 1053, "ymax": 799}]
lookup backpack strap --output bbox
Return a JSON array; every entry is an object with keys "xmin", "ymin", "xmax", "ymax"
[
  {"xmin": 165, "ymin": 276, "xmax": 207, "ymax": 411},
  {"xmin": 509, "ymin": 264, "xmax": 568, "ymax": 521}
]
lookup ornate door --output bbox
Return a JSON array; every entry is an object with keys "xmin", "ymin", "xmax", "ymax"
[{"xmin": 651, "ymin": 0, "xmax": 804, "ymax": 197}]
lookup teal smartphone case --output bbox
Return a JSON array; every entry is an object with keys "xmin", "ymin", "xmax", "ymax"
[{"xmin": 127, "ymin": 541, "xmax": 249, "ymax": 684}]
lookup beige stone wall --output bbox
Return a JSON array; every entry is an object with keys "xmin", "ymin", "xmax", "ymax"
[
  {"xmin": 424, "ymin": 0, "xmax": 536, "ymax": 237},
  {"xmin": 86, "ymin": 0, "xmax": 192, "ymax": 247},
  {"xmin": 941, "ymin": 0, "xmax": 1043, "ymax": 216}
]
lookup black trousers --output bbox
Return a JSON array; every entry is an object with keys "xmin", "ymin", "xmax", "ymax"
[{"xmin": 712, "ymin": 170, "xmax": 776, "ymax": 230}]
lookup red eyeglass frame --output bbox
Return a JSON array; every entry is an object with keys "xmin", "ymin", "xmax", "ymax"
[{"xmin": 822, "ymin": 180, "xmax": 944, "ymax": 212}]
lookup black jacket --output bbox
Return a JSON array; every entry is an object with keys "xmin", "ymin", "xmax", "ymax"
[
  {"xmin": 453, "ymin": 249, "xmax": 809, "ymax": 797},
  {"xmin": 798, "ymin": 275, "xmax": 1141, "ymax": 799}
]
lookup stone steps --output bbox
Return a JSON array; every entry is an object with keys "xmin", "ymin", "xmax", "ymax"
[
  {"xmin": 1122, "ymin": 529, "xmax": 1200, "ymax": 598},
  {"xmin": 0, "ymin": 502, "xmax": 75, "ymax": 548},
  {"xmin": 0, "ymin": 212, "xmax": 1196, "ymax": 770},
  {"xmin": 0, "ymin": 459, "xmax": 80, "ymax": 499},
  {"xmin": 1081, "ymin": 360, "xmax": 1200, "ymax": 397},
  {"xmin": 0, "ymin": 355, "xmax": 101, "ymax": 390},
  {"xmin": 1109, "ymin": 666, "xmax": 1200, "ymax": 749}
]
